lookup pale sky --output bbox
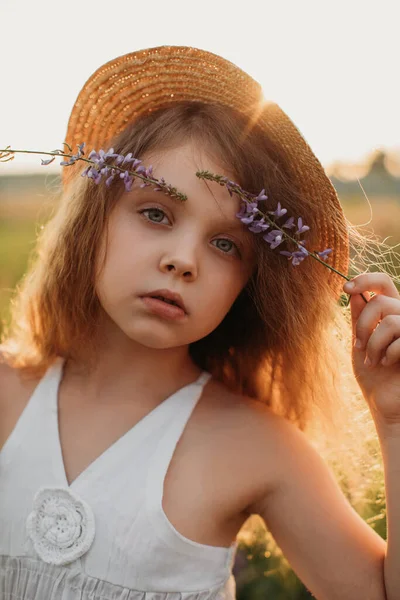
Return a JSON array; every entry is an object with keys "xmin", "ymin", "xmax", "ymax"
[{"xmin": 1, "ymin": 0, "xmax": 399, "ymax": 174}]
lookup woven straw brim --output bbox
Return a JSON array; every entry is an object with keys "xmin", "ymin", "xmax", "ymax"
[{"xmin": 63, "ymin": 45, "xmax": 349, "ymax": 301}]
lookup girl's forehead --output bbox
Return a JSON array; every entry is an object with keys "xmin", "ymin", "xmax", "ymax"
[
  {"xmin": 140, "ymin": 142, "xmax": 240, "ymax": 209},
  {"xmin": 143, "ymin": 140, "xmax": 233, "ymax": 175}
]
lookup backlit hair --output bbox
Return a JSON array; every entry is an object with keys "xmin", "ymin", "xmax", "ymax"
[{"xmin": 2, "ymin": 102, "xmax": 395, "ymax": 558}]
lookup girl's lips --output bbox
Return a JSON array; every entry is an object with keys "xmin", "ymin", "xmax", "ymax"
[{"xmin": 140, "ymin": 296, "xmax": 187, "ymax": 321}]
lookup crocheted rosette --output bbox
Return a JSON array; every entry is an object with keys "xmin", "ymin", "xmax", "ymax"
[{"xmin": 26, "ymin": 486, "xmax": 95, "ymax": 565}]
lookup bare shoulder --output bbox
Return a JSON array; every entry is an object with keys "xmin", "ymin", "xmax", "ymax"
[
  {"xmin": 0, "ymin": 353, "xmax": 40, "ymax": 451},
  {"xmin": 0, "ymin": 353, "xmax": 19, "ymax": 399},
  {"xmin": 200, "ymin": 378, "xmax": 292, "ymax": 515}
]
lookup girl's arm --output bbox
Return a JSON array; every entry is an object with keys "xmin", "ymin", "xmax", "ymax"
[
  {"xmin": 375, "ymin": 420, "xmax": 400, "ymax": 599},
  {"xmin": 247, "ymin": 410, "xmax": 387, "ymax": 600},
  {"xmin": 341, "ymin": 272, "xmax": 400, "ymax": 599}
]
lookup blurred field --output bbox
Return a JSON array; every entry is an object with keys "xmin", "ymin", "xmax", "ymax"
[
  {"xmin": 343, "ymin": 196, "xmax": 400, "ymax": 246},
  {"xmin": 0, "ymin": 186, "xmax": 56, "ymax": 326}
]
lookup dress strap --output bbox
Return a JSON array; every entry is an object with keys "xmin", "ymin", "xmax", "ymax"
[
  {"xmin": 0, "ymin": 357, "xmax": 64, "ymax": 460},
  {"xmin": 145, "ymin": 369, "xmax": 211, "ymax": 510},
  {"xmin": 193, "ymin": 371, "xmax": 212, "ymax": 387}
]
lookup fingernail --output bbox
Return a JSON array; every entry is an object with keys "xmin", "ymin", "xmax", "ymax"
[
  {"xmin": 344, "ymin": 281, "xmax": 355, "ymax": 291},
  {"xmin": 354, "ymin": 338, "xmax": 362, "ymax": 349},
  {"xmin": 365, "ymin": 356, "xmax": 372, "ymax": 366}
]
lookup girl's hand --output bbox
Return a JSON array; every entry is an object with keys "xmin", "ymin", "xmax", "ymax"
[{"xmin": 343, "ymin": 273, "xmax": 400, "ymax": 427}]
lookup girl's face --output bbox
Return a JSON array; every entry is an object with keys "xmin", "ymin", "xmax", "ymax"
[{"xmin": 95, "ymin": 141, "xmax": 256, "ymax": 350}]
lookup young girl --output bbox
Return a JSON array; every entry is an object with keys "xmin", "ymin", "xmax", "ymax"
[{"xmin": 0, "ymin": 45, "xmax": 399, "ymax": 600}]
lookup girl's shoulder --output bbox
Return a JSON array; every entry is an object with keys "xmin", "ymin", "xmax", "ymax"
[
  {"xmin": 0, "ymin": 353, "xmax": 40, "ymax": 399},
  {"xmin": 0, "ymin": 354, "xmax": 20, "ymax": 399},
  {"xmin": 0, "ymin": 354, "xmax": 41, "ymax": 452},
  {"xmin": 205, "ymin": 376, "xmax": 290, "ymax": 447},
  {"xmin": 201, "ymin": 377, "xmax": 292, "ymax": 514}
]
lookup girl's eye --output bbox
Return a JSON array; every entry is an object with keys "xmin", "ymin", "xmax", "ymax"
[
  {"xmin": 211, "ymin": 238, "xmax": 239, "ymax": 256},
  {"xmin": 139, "ymin": 207, "xmax": 171, "ymax": 225},
  {"xmin": 138, "ymin": 209, "xmax": 240, "ymax": 256}
]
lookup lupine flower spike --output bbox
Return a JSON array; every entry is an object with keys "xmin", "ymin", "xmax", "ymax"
[
  {"xmin": 0, "ymin": 142, "xmax": 362, "ymax": 305},
  {"xmin": 195, "ymin": 170, "xmax": 333, "ymax": 268},
  {"xmin": 0, "ymin": 143, "xmax": 187, "ymax": 201}
]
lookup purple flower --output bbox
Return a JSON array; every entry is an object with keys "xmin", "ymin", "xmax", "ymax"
[
  {"xmin": 122, "ymin": 153, "xmax": 134, "ymax": 165},
  {"xmin": 296, "ymin": 245, "xmax": 309, "ymax": 256},
  {"xmin": 91, "ymin": 168, "xmax": 102, "ymax": 185},
  {"xmin": 87, "ymin": 148, "xmax": 118, "ymax": 169},
  {"xmin": 295, "ymin": 217, "xmax": 310, "ymax": 235},
  {"xmin": 267, "ymin": 202, "xmax": 287, "ymax": 218},
  {"xmin": 317, "ymin": 248, "xmax": 333, "ymax": 261},
  {"xmin": 263, "ymin": 229, "xmax": 284, "ymax": 249},
  {"xmin": 248, "ymin": 219, "xmax": 270, "ymax": 233},
  {"xmin": 248, "ymin": 202, "xmax": 259, "ymax": 213},
  {"xmin": 81, "ymin": 166, "xmax": 91, "ymax": 177},
  {"xmin": 105, "ymin": 169, "xmax": 116, "ymax": 187},
  {"xmin": 236, "ymin": 202, "xmax": 248, "ymax": 219},
  {"xmin": 282, "ymin": 216, "xmax": 295, "ymax": 229},
  {"xmin": 119, "ymin": 169, "xmax": 134, "ymax": 192},
  {"xmin": 88, "ymin": 150, "xmax": 101, "ymax": 162},
  {"xmin": 292, "ymin": 253, "xmax": 308, "ymax": 266},
  {"xmin": 255, "ymin": 188, "xmax": 268, "ymax": 202},
  {"xmin": 125, "ymin": 177, "xmax": 134, "ymax": 192},
  {"xmin": 242, "ymin": 215, "xmax": 256, "ymax": 225},
  {"xmin": 59, "ymin": 142, "xmax": 86, "ymax": 167},
  {"xmin": 235, "ymin": 200, "xmax": 258, "ymax": 222}
]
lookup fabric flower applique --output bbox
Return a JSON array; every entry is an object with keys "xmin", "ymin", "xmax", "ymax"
[{"xmin": 26, "ymin": 486, "xmax": 95, "ymax": 565}]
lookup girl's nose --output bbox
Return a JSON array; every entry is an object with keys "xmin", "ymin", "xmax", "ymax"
[{"xmin": 159, "ymin": 252, "xmax": 198, "ymax": 281}]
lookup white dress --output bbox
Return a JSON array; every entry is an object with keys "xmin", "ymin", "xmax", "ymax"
[{"xmin": 0, "ymin": 357, "xmax": 238, "ymax": 599}]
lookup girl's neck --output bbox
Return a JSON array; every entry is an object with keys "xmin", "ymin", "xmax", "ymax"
[{"xmin": 62, "ymin": 342, "xmax": 201, "ymax": 405}]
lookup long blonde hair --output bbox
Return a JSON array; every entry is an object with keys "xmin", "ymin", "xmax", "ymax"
[{"xmin": 1, "ymin": 101, "xmax": 398, "ymax": 557}]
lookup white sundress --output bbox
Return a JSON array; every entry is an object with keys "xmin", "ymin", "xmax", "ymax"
[{"xmin": 0, "ymin": 357, "xmax": 238, "ymax": 599}]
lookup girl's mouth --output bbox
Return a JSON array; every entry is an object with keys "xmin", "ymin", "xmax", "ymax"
[{"xmin": 140, "ymin": 296, "xmax": 187, "ymax": 321}]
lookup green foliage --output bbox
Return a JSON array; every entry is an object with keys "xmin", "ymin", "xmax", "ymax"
[{"xmin": 0, "ymin": 218, "xmax": 40, "ymax": 331}]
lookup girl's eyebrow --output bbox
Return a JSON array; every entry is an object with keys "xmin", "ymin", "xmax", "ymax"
[
  {"xmin": 135, "ymin": 187, "xmax": 247, "ymax": 231},
  {"xmin": 213, "ymin": 218, "xmax": 247, "ymax": 232},
  {"xmin": 133, "ymin": 187, "xmax": 183, "ymax": 205}
]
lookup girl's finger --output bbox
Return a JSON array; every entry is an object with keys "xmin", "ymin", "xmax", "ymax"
[
  {"xmin": 344, "ymin": 272, "xmax": 400, "ymax": 301},
  {"xmin": 364, "ymin": 314, "xmax": 400, "ymax": 367},
  {"xmin": 345, "ymin": 289, "xmax": 372, "ymax": 343},
  {"xmin": 354, "ymin": 295, "xmax": 400, "ymax": 352},
  {"xmin": 381, "ymin": 336, "xmax": 400, "ymax": 367}
]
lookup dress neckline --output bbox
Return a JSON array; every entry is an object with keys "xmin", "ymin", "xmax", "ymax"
[{"xmin": 51, "ymin": 357, "xmax": 210, "ymax": 489}]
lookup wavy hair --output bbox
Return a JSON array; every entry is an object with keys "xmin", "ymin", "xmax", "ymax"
[{"xmin": 2, "ymin": 101, "xmax": 399, "ymax": 558}]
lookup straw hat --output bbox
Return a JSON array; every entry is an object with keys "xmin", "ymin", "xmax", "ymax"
[{"xmin": 63, "ymin": 45, "xmax": 349, "ymax": 300}]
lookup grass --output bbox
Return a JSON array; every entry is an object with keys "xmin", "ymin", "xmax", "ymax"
[{"xmin": 0, "ymin": 218, "xmax": 41, "ymax": 330}]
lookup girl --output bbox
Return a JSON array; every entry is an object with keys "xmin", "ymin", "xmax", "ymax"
[{"xmin": 0, "ymin": 45, "xmax": 400, "ymax": 600}]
